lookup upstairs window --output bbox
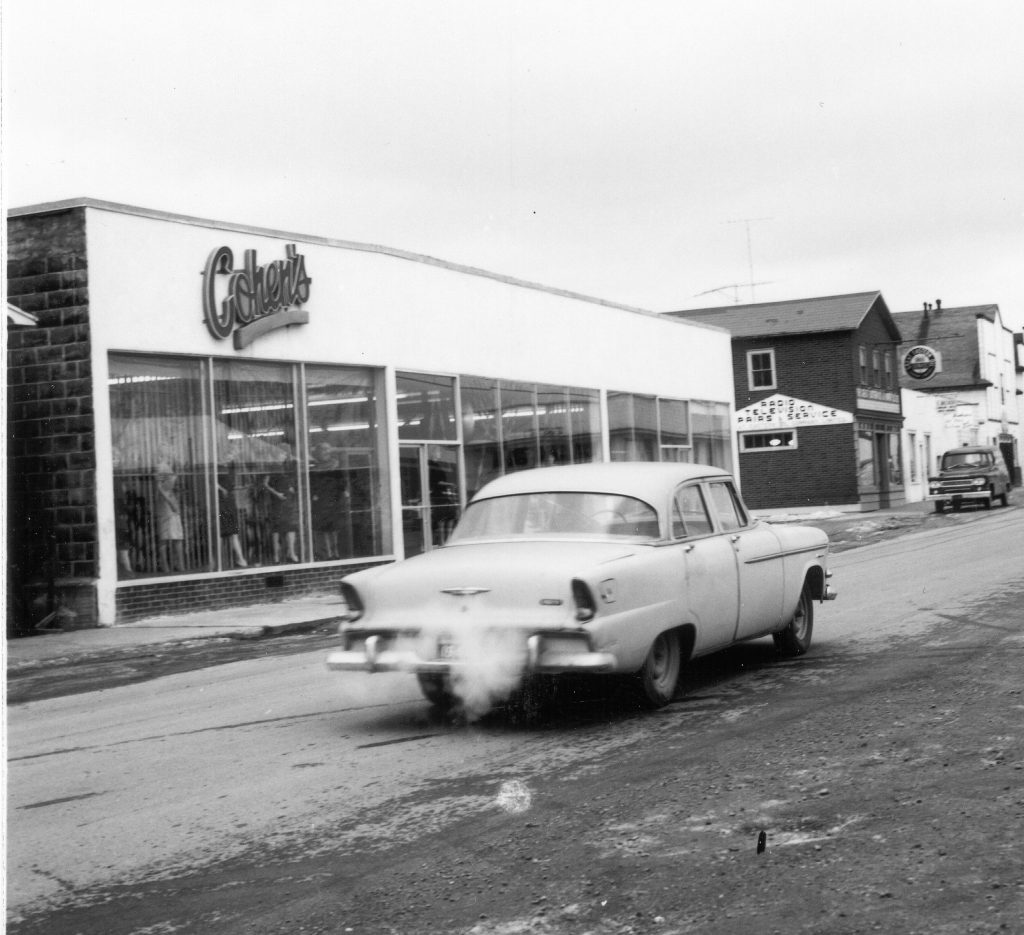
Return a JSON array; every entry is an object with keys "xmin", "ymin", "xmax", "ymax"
[{"xmin": 746, "ymin": 349, "xmax": 776, "ymax": 391}]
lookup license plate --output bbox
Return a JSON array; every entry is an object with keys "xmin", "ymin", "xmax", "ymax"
[{"xmin": 438, "ymin": 640, "xmax": 459, "ymax": 660}]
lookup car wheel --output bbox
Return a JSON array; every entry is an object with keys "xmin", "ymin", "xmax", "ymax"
[
  {"xmin": 773, "ymin": 585, "xmax": 814, "ymax": 656},
  {"xmin": 636, "ymin": 630, "xmax": 681, "ymax": 708},
  {"xmin": 417, "ymin": 673, "xmax": 457, "ymax": 710},
  {"xmin": 1000, "ymin": 490, "xmax": 1009, "ymax": 507},
  {"xmin": 934, "ymin": 500, "xmax": 945, "ymax": 514}
]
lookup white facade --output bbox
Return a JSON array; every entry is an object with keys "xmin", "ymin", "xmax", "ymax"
[
  {"xmin": 899, "ymin": 305, "xmax": 1022, "ymax": 500},
  {"xmin": 64, "ymin": 201, "xmax": 735, "ymax": 623}
]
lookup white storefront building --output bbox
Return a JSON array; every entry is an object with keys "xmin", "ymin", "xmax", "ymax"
[
  {"xmin": 7, "ymin": 200, "xmax": 734, "ymax": 627},
  {"xmin": 896, "ymin": 302, "xmax": 1023, "ymax": 500}
]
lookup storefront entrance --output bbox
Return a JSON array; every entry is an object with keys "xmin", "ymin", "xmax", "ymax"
[{"xmin": 400, "ymin": 444, "xmax": 460, "ymax": 558}]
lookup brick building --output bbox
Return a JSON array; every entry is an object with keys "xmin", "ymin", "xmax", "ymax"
[
  {"xmin": 6, "ymin": 199, "xmax": 734, "ymax": 633},
  {"xmin": 666, "ymin": 292, "xmax": 906, "ymax": 512}
]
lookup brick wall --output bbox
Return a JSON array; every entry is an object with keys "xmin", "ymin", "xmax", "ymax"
[
  {"xmin": 6, "ymin": 208, "xmax": 98, "ymax": 633},
  {"xmin": 734, "ymin": 331, "xmax": 860, "ymax": 510},
  {"xmin": 115, "ymin": 562, "xmax": 382, "ymax": 623}
]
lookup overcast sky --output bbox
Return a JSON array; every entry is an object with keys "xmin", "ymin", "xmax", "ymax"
[{"xmin": 4, "ymin": 0, "xmax": 1023, "ymax": 329}]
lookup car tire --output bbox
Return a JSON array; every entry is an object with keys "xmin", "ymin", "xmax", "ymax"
[
  {"xmin": 934, "ymin": 501, "xmax": 945, "ymax": 514},
  {"xmin": 636, "ymin": 630, "xmax": 681, "ymax": 708},
  {"xmin": 417, "ymin": 673, "xmax": 457, "ymax": 710},
  {"xmin": 773, "ymin": 584, "xmax": 814, "ymax": 656},
  {"xmin": 1000, "ymin": 491, "xmax": 1009, "ymax": 507}
]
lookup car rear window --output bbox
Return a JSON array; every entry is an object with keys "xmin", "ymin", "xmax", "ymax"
[{"xmin": 449, "ymin": 491, "xmax": 661, "ymax": 542}]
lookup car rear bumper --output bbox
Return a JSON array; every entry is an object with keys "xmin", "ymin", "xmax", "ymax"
[{"xmin": 326, "ymin": 633, "xmax": 618, "ymax": 675}]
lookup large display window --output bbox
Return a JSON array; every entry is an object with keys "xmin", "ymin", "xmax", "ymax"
[
  {"xmin": 460, "ymin": 377, "xmax": 601, "ymax": 499},
  {"xmin": 110, "ymin": 354, "xmax": 388, "ymax": 578},
  {"xmin": 110, "ymin": 355, "xmax": 212, "ymax": 578}
]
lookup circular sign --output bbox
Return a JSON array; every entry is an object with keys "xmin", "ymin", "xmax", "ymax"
[{"xmin": 903, "ymin": 345, "xmax": 939, "ymax": 381}]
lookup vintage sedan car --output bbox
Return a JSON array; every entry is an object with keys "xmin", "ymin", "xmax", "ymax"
[{"xmin": 326, "ymin": 463, "xmax": 836, "ymax": 713}]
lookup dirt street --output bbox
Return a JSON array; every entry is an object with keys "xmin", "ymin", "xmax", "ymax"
[{"xmin": 7, "ymin": 502, "xmax": 1023, "ymax": 935}]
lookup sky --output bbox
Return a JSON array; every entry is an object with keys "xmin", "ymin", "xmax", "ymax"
[{"xmin": 3, "ymin": 0, "xmax": 1023, "ymax": 330}]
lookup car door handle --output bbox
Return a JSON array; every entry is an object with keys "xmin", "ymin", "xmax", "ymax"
[{"xmin": 730, "ymin": 534, "xmax": 741, "ymax": 543}]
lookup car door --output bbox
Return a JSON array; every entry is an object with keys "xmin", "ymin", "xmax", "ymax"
[
  {"xmin": 704, "ymin": 480, "xmax": 786, "ymax": 641},
  {"xmin": 672, "ymin": 483, "xmax": 739, "ymax": 653}
]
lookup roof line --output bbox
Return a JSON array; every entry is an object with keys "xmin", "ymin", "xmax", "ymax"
[{"xmin": 6, "ymin": 197, "xmax": 719, "ymax": 331}]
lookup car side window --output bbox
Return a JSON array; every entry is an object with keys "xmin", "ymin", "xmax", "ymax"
[
  {"xmin": 672, "ymin": 485, "xmax": 713, "ymax": 538},
  {"xmin": 706, "ymin": 481, "xmax": 748, "ymax": 531}
]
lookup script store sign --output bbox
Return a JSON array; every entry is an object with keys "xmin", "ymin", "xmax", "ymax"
[{"xmin": 202, "ymin": 244, "xmax": 312, "ymax": 349}]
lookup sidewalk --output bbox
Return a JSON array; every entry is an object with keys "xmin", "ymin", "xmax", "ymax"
[{"xmin": 4, "ymin": 594, "xmax": 346, "ymax": 672}]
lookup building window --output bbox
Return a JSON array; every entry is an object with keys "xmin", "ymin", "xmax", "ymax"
[
  {"xmin": 884, "ymin": 351, "xmax": 894, "ymax": 388},
  {"xmin": 747, "ymin": 349, "xmax": 776, "ymax": 390},
  {"xmin": 396, "ymin": 372, "xmax": 457, "ymax": 441},
  {"xmin": 872, "ymin": 349, "xmax": 881, "ymax": 386},
  {"xmin": 110, "ymin": 355, "xmax": 211, "ymax": 579},
  {"xmin": 690, "ymin": 400, "xmax": 733, "ymax": 473},
  {"xmin": 305, "ymin": 365, "xmax": 387, "ymax": 560},
  {"xmin": 460, "ymin": 377, "xmax": 601, "ymax": 499},
  {"xmin": 110, "ymin": 353, "xmax": 389, "ymax": 579},
  {"xmin": 657, "ymin": 397, "xmax": 691, "ymax": 462},
  {"xmin": 608, "ymin": 393, "xmax": 658, "ymax": 461},
  {"xmin": 608, "ymin": 393, "xmax": 711, "ymax": 465},
  {"xmin": 740, "ymin": 431, "xmax": 797, "ymax": 452},
  {"xmin": 859, "ymin": 345, "xmax": 868, "ymax": 384}
]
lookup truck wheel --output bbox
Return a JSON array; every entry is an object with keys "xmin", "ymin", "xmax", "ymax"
[{"xmin": 774, "ymin": 585, "xmax": 814, "ymax": 656}]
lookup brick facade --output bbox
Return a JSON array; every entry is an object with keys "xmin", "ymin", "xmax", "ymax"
[{"xmin": 6, "ymin": 208, "xmax": 97, "ymax": 633}]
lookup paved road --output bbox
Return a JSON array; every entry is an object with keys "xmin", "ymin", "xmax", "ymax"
[{"xmin": 7, "ymin": 509, "xmax": 1024, "ymax": 933}]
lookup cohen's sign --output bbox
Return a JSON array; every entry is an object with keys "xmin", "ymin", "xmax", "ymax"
[{"xmin": 202, "ymin": 244, "xmax": 312, "ymax": 349}]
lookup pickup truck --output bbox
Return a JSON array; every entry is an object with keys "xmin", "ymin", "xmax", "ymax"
[{"xmin": 928, "ymin": 446, "xmax": 1011, "ymax": 512}]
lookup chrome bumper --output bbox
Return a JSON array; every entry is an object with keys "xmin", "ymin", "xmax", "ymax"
[
  {"xmin": 325, "ymin": 634, "xmax": 618, "ymax": 675},
  {"xmin": 926, "ymin": 490, "xmax": 989, "ymax": 501}
]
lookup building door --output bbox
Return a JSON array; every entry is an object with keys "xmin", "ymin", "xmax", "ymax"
[
  {"xmin": 399, "ymin": 444, "xmax": 461, "ymax": 558},
  {"xmin": 875, "ymin": 432, "xmax": 891, "ymax": 508}
]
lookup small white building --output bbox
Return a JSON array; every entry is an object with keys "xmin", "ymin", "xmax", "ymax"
[{"xmin": 895, "ymin": 302, "xmax": 1023, "ymax": 500}]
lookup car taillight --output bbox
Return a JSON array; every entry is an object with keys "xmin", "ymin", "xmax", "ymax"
[
  {"xmin": 339, "ymin": 582, "xmax": 364, "ymax": 623},
  {"xmin": 571, "ymin": 578, "xmax": 597, "ymax": 622}
]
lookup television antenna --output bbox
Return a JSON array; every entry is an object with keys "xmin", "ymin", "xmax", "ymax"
[
  {"xmin": 693, "ymin": 282, "xmax": 774, "ymax": 304},
  {"xmin": 726, "ymin": 216, "xmax": 773, "ymax": 302}
]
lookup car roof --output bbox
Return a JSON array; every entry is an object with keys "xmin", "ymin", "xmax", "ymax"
[
  {"xmin": 471, "ymin": 462, "xmax": 733, "ymax": 505},
  {"xmin": 945, "ymin": 446, "xmax": 995, "ymax": 454}
]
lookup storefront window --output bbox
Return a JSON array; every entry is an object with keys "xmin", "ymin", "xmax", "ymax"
[
  {"xmin": 608, "ymin": 393, "xmax": 658, "ymax": 461},
  {"xmin": 568, "ymin": 387, "xmax": 600, "ymax": 464},
  {"xmin": 460, "ymin": 377, "xmax": 602, "ymax": 499},
  {"xmin": 461, "ymin": 376, "xmax": 502, "ymax": 499},
  {"xmin": 110, "ymin": 355, "xmax": 212, "ymax": 578},
  {"xmin": 214, "ymin": 360, "xmax": 301, "ymax": 566},
  {"xmin": 691, "ymin": 400, "xmax": 733, "ymax": 471},
  {"xmin": 857, "ymin": 429, "xmax": 877, "ymax": 488},
  {"xmin": 306, "ymin": 366, "xmax": 387, "ymax": 560},
  {"xmin": 396, "ymin": 372, "xmax": 457, "ymax": 441},
  {"xmin": 658, "ymin": 398, "xmax": 690, "ymax": 461}
]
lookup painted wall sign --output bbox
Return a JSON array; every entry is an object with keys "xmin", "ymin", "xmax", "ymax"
[
  {"xmin": 202, "ymin": 244, "xmax": 312, "ymax": 349},
  {"xmin": 736, "ymin": 393, "xmax": 854, "ymax": 430},
  {"xmin": 903, "ymin": 345, "xmax": 941, "ymax": 381}
]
